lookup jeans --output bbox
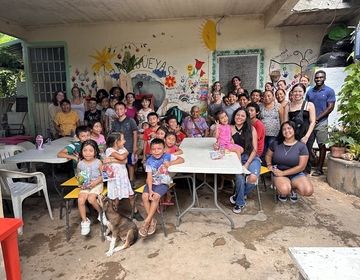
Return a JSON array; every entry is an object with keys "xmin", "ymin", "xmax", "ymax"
[{"xmin": 234, "ymin": 156, "xmax": 261, "ymax": 206}]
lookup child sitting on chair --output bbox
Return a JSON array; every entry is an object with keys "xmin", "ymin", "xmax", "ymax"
[{"xmin": 139, "ymin": 138, "xmax": 184, "ymax": 238}]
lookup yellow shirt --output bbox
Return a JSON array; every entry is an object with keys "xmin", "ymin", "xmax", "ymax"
[{"xmin": 54, "ymin": 110, "xmax": 79, "ymax": 136}]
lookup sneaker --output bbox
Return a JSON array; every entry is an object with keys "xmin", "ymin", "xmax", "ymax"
[
  {"xmin": 97, "ymin": 212, "xmax": 109, "ymax": 226},
  {"xmin": 132, "ymin": 211, "xmax": 144, "ymax": 221},
  {"xmin": 229, "ymin": 195, "xmax": 236, "ymax": 205},
  {"xmin": 232, "ymin": 204, "xmax": 245, "ymax": 214},
  {"xmin": 277, "ymin": 195, "xmax": 288, "ymax": 202},
  {"xmin": 80, "ymin": 218, "xmax": 91, "ymax": 235},
  {"xmin": 289, "ymin": 191, "xmax": 298, "ymax": 203}
]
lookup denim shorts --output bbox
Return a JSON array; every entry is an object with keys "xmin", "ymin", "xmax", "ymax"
[
  {"xmin": 143, "ymin": 184, "xmax": 168, "ymax": 197},
  {"xmin": 287, "ymin": 172, "xmax": 305, "ymax": 181}
]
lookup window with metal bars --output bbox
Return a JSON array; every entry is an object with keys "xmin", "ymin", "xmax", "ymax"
[{"xmin": 29, "ymin": 47, "xmax": 67, "ymax": 102}]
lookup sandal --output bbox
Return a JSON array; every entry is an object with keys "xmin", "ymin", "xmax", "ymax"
[
  {"xmin": 147, "ymin": 219, "xmax": 157, "ymax": 235},
  {"xmin": 312, "ymin": 170, "xmax": 324, "ymax": 176},
  {"xmin": 138, "ymin": 222, "xmax": 150, "ymax": 238},
  {"xmin": 161, "ymin": 200, "xmax": 174, "ymax": 206}
]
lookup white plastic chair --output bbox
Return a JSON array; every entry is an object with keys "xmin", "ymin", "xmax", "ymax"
[
  {"xmin": 0, "ymin": 168, "xmax": 54, "ymax": 234},
  {"xmin": 0, "ymin": 144, "xmax": 27, "ymax": 171}
]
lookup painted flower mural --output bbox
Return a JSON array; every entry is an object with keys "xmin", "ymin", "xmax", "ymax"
[
  {"xmin": 90, "ymin": 47, "xmax": 116, "ymax": 73},
  {"xmin": 165, "ymin": 75, "xmax": 176, "ymax": 88}
]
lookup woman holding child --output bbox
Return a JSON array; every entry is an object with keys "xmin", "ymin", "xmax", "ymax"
[{"xmin": 229, "ymin": 108, "xmax": 261, "ymax": 214}]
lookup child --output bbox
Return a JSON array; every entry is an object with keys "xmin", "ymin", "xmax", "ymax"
[
  {"xmin": 84, "ymin": 97, "xmax": 102, "ymax": 126},
  {"xmin": 139, "ymin": 138, "xmax": 184, "ymax": 237},
  {"xmin": 143, "ymin": 112, "xmax": 160, "ymax": 160},
  {"xmin": 76, "ymin": 139, "xmax": 103, "ymax": 235},
  {"xmin": 166, "ymin": 115, "xmax": 186, "ymax": 146},
  {"xmin": 104, "ymin": 134, "xmax": 143, "ymax": 221},
  {"xmin": 125, "ymin": 92, "xmax": 137, "ymax": 120},
  {"xmin": 104, "ymin": 96, "xmax": 119, "ymax": 134},
  {"xmin": 89, "ymin": 121, "xmax": 106, "ymax": 153},
  {"xmin": 156, "ymin": 126, "xmax": 168, "ymax": 140},
  {"xmin": 165, "ymin": 131, "xmax": 183, "ymax": 155},
  {"xmin": 250, "ymin": 89, "xmax": 262, "ymax": 104},
  {"xmin": 215, "ymin": 111, "xmax": 243, "ymax": 159},
  {"xmin": 111, "ymin": 102, "xmax": 138, "ymax": 187},
  {"xmin": 57, "ymin": 125, "xmax": 91, "ymax": 170},
  {"xmin": 137, "ymin": 97, "xmax": 154, "ymax": 128}
]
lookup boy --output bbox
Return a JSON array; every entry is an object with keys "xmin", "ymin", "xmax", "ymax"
[
  {"xmin": 54, "ymin": 99, "xmax": 80, "ymax": 137},
  {"xmin": 139, "ymin": 138, "xmax": 184, "ymax": 237},
  {"xmin": 166, "ymin": 115, "xmax": 186, "ymax": 146},
  {"xmin": 111, "ymin": 102, "xmax": 138, "ymax": 186},
  {"xmin": 84, "ymin": 97, "xmax": 102, "ymax": 126},
  {"xmin": 143, "ymin": 112, "xmax": 160, "ymax": 159},
  {"xmin": 57, "ymin": 125, "xmax": 91, "ymax": 170},
  {"xmin": 250, "ymin": 89, "xmax": 262, "ymax": 105},
  {"xmin": 247, "ymin": 102, "xmax": 265, "ymax": 157}
]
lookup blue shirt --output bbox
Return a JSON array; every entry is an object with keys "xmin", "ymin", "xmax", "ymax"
[
  {"xmin": 306, "ymin": 85, "xmax": 336, "ymax": 121},
  {"xmin": 145, "ymin": 153, "xmax": 176, "ymax": 185}
]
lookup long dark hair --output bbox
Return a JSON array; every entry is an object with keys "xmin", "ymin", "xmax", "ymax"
[
  {"xmin": 277, "ymin": 121, "xmax": 299, "ymax": 142},
  {"xmin": 79, "ymin": 139, "xmax": 100, "ymax": 160},
  {"xmin": 51, "ymin": 91, "xmax": 66, "ymax": 106},
  {"xmin": 231, "ymin": 108, "xmax": 254, "ymax": 155}
]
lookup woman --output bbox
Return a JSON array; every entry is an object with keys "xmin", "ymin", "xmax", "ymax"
[
  {"xmin": 231, "ymin": 76, "xmax": 244, "ymax": 95},
  {"xmin": 70, "ymin": 86, "xmax": 86, "ymax": 124},
  {"xmin": 182, "ymin": 105, "xmax": 209, "ymax": 137},
  {"xmin": 265, "ymin": 121, "xmax": 314, "ymax": 202},
  {"xmin": 48, "ymin": 90, "xmax": 65, "ymax": 138},
  {"xmin": 259, "ymin": 90, "xmax": 282, "ymax": 156},
  {"xmin": 54, "ymin": 99, "xmax": 80, "ymax": 137},
  {"xmin": 275, "ymin": 88, "xmax": 288, "ymax": 120},
  {"xmin": 264, "ymin": 82, "xmax": 274, "ymax": 92},
  {"xmin": 284, "ymin": 83, "xmax": 316, "ymax": 174},
  {"xmin": 109, "ymin": 86, "xmax": 125, "ymax": 101},
  {"xmin": 207, "ymin": 82, "xmax": 223, "ymax": 125},
  {"xmin": 229, "ymin": 108, "xmax": 260, "ymax": 214}
]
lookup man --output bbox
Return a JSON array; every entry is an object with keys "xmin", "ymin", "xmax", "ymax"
[{"xmin": 306, "ymin": 70, "xmax": 336, "ymax": 176}]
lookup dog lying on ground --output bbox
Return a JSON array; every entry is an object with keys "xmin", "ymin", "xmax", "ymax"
[{"xmin": 97, "ymin": 195, "xmax": 138, "ymax": 256}]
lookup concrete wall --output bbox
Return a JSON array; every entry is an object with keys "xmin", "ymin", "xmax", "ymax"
[
  {"xmin": 327, "ymin": 156, "xmax": 360, "ymax": 197},
  {"xmin": 25, "ymin": 16, "xmax": 325, "ymax": 113}
]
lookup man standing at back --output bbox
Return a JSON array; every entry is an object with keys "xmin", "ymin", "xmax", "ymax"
[{"xmin": 306, "ymin": 70, "xmax": 336, "ymax": 176}]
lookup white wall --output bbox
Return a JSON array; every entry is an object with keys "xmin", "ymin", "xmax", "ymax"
[{"xmin": 26, "ymin": 16, "xmax": 326, "ymax": 113}]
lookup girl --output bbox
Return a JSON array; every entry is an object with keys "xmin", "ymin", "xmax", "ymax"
[
  {"xmin": 48, "ymin": 90, "xmax": 65, "ymax": 138},
  {"xmin": 137, "ymin": 97, "xmax": 154, "ymax": 128},
  {"xmin": 89, "ymin": 121, "xmax": 106, "ymax": 154},
  {"xmin": 156, "ymin": 126, "xmax": 168, "ymax": 140},
  {"xmin": 125, "ymin": 92, "xmax": 138, "ymax": 120},
  {"xmin": 104, "ymin": 134, "xmax": 143, "ymax": 220},
  {"xmin": 77, "ymin": 140, "xmax": 103, "ymax": 235},
  {"xmin": 215, "ymin": 111, "xmax": 243, "ymax": 159},
  {"xmin": 165, "ymin": 131, "xmax": 183, "ymax": 155}
]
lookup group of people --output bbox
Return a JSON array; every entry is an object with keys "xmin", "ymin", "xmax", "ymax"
[
  {"xmin": 206, "ymin": 71, "xmax": 335, "ymax": 212},
  {"xmin": 53, "ymin": 69, "xmax": 335, "ymax": 237}
]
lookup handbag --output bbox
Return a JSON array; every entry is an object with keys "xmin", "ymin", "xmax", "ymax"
[{"xmin": 291, "ymin": 101, "xmax": 307, "ymax": 136}]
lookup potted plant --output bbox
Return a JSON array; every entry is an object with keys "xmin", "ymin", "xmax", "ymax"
[{"xmin": 327, "ymin": 126, "xmax": 354, "ymax": 158}]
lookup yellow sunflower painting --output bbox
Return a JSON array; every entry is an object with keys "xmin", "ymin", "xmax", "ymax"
[{"xmin": 90, "ymin": 47, "xmax": 116, "ymax": 73}]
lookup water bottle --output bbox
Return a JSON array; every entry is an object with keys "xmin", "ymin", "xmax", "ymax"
[
  {"xmin": 36, "ymin": 135, "xmax": 44, "ymax": 150},
  {"xmin": 219, "ymin": 145, "xmax": 225, "ymax": 157}
]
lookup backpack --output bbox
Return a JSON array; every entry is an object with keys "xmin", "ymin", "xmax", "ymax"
[{"xmin": 164, "ymin": 106, "xmax": 189, "ymax": 125}]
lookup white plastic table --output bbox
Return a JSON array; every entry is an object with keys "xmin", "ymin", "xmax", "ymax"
[
  {"xmin": 168, "ymin": 137, "xmax": 244, "ymax": 229},
  {"xmin": 4, "ymin": 137, "xmax": 72, "ymax": 196},
  {"xmin": 289, "ymin": 247, "xmax": 360, "ymax": 280}
]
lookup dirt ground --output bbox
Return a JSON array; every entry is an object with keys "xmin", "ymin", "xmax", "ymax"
[{"xmin": 2, "ymin": 173, "xmax": 360, "ymax": 280}]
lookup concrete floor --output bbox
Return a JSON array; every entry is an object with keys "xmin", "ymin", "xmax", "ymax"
[{"xmin": 2, "ymin": 174, "xmax": 360, "ymax": 280}]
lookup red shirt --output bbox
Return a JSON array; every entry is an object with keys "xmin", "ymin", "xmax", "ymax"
[
  {"xmin": 175, "ymin": 131, "xmax": 186, "ymax": 146},
  {"xmin": 253, "ymin": 119, "xmax": 265, "ymax": 156},
  {"xmin": 143, "ymin": 126, "xmax": 159, "ymax": 155}
]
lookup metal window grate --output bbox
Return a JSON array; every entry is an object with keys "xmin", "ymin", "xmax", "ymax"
[{"xmin": 29, "ymin": 47, "xmax": 66, "ymax": 103}]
